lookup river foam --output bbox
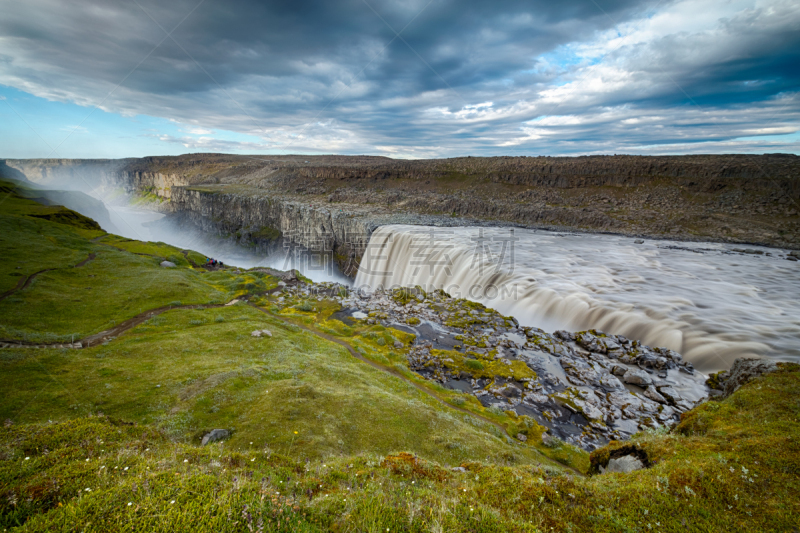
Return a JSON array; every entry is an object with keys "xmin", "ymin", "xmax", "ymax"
[{"xmin": 354, "ymin": 225, "xmax": 800, "ymax": 371}]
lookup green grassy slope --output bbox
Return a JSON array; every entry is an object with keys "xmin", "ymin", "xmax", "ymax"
[
  {"xmin": 1, "ymin": 178, "xmax": 798, "ymax": 532},
  {"xmin": 0, "ymin": 178, "xmax": 558, "ymax": 518},
  {"xmin": 1, "ymin": 364, "xmax": 798, "ymax": 532}
]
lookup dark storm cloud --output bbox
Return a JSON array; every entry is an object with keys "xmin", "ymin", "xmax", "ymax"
[{"xmin": 0, "ymin": 0, "xmax": 798, "ymax": 156}]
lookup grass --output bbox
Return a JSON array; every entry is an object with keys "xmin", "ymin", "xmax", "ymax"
[
  {"xmin": 0, "ymin": 176, "xmax": 553, "ymax": 462},
  {"xmin": 2, "ymin": 364, "xmax": 798, "ymax": 532},
  {"xmin": 95, "ymin": 234, "xmax": 192, "ymax": 266},
  {"xmin": 0, "ymin": 304, "xmax": 548, "ymax": 468},
  {"xmin": 265, "ymin": 295, "xmax": 588, "ymax": 472},
  {"xmin": 0, "ymin": 179, "xmax": 252, "ymax": 341}
]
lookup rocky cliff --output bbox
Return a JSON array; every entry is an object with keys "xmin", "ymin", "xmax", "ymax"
[
  {"xmin": 4, "ymin": 153, "xmax": 799, "ymax": 274},
  {"xmin": 170, "ymin": 187, "xmax": 375, "ymax": 276}
]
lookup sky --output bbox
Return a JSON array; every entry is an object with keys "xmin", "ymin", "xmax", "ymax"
[{"xmin": 1, "ymin": 0, "xmax": 799, "ymax": 159}]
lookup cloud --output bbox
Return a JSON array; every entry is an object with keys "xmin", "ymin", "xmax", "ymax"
[{"xmin": 0, "ymin": 0, "xmax": 798, "ymax": 156}]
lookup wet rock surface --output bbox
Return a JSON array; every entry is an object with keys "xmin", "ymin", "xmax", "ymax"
[{"xmin": 300, "ymin": 283, "xmax": 712, "ymax": 452}]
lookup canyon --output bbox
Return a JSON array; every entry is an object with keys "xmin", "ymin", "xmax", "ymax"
[{"xmin": 2, "ymin": 153, "xmax": 798, "ymax": 276}]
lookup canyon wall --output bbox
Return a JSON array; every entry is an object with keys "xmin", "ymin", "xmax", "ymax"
[
  {"xmin": 4, "ymin": 154, "xmax": 799, "ymax": 274},
  {"xmin": 170, "ymin": 187, "xmax": 374, "ymax": 276}
]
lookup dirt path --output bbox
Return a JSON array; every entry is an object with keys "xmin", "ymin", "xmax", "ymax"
[
  {"xmin": 181, "ymin": 250, "xmax": 200, "ymax": 268},
  {"xmin": 74, "ymin": 252, "xmax": 96, "ymax": 268},
  {"xmin": 0, "ymin": 291, "xmax": 580, "ymax": 473},
  {"xmin": 0, "ymin": 252, "xmax": 97, "ymax": 303},
  {"xmin": 0, "ymin": 301, "xmax": 222, "ymax": 349}
]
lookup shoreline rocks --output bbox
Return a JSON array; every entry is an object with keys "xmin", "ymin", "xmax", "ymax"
[{"xmin": 285, "ymin": 282, "xmax": 712, "ymax": 452}]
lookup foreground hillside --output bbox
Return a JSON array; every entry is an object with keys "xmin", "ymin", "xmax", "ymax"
[
  {"xmin": 0, "ymin": 178, "xmax": 798, "ymax": 531},
  {"xmin": 2, "ymin": 366, "xmax": 798, "ymax": 532}
]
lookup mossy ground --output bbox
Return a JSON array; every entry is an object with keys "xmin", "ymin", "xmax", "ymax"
[
  {"xmin": 2, "ymin": 364, "xmax": 799, "ymax": 532},
  {"xmin": 259, "ymin": 288, "xmax": 581, "ymax": 470},
  {"xmin": 2, "ymin": 178, "xmax": 799, "ymax": 531},
  {"xmin": 428, "ymin": 348, "xmax": 535, "ymax": 382}
]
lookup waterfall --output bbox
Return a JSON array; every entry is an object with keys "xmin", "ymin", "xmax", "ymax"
[{"xmin": 355, "ymin": 225, "xmax": 800, "ymax": 371}]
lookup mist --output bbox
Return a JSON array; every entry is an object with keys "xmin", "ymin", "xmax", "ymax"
[
  {"xmin": 3, "ymin": 163, "xmax": 350, "ymax": 284},
  {"xmin": 108, "ymin": 203, "xmax": 351, "ymax": 284}
]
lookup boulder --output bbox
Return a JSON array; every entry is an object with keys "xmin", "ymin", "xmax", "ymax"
[
  {"xmin": 599, "ymin": 374, "xmax": 625, "ymax": 390},
  {"xmin": 201, "ymin": 429, "xmax": 230, "ymax": 446},
  {"xmin": 516, "ymin": 433, "xmax": 527, "ymax": 442},
  {"xmin": 656, "ymin": 386, "xmax": 682, "ymax": 405},
  {"xmin": 541, "ymin": 433, "xmax": 559, "ymax": 447},
  {"xmin": 643, "ymin": 385, "xmax": 667, "ymax": 404},
  {"xmin": 600, "ymin": 455, "xmax": 645, "ymax": 474},
  {"xmin": 622, "ymin": 369, "xmax": 654, "ymax": 387},
  {"xmin": 576, "ymin": 332, "xmax": 607, "ymax": 354},
  {"xmin": 160, "ymin": 261, "xmax": 176, "ymax": 268},
  {"xmin": 553, "ymin": 330, "xmax": 575, "ymax": 342},
  {"xmin": 722, "ymin": 358, "xmax": 778, "ymax": 398},
  {"xmin": 634, "ymin": 239, "xmax": 645, "ymax": 244},
  {"xmin": 499, "ymin": 384, "xmax": 521, "ymax": 398}
]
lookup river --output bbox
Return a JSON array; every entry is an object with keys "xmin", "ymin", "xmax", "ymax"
[{"xmin": 354, "ymin": 225, "xmax": 800, "ymax": 372}]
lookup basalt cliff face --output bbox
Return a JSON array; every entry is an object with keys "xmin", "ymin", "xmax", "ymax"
[
  {"xmin": 4, "ymin": 153, "xmax": 799, "ymax": 274},
  {"xmin": 170, "ymin": 187, "xmax": 374, "ymax": 275}
]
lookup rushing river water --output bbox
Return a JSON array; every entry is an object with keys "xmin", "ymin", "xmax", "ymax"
[{"xmin": 354, "ymin": 225, "xmax": 800, "ymax": 372}]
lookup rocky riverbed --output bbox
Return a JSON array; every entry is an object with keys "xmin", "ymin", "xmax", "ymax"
[{"xmin": 270, "ymin": 280, "xmax": 711, "ymax": 452}]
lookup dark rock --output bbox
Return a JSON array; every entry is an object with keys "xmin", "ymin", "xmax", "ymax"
[
  {"xmin": 553, "ymin": 330, "xmax": 575, "ymax": 342},
  {"xmin": 643, "ymin": 385, "xmax": 667, "ymax": 404},
  {"xmin": 656, "ymin": 386, "xmax": 681, "ymax": 405},
  {"xmin": 576, "ymin": 332, "xmax": 607, "ymax": 354},
  {"xmin": 722, "ymin": 358, "xmax": 778, "ymax": 398},
  {"xmin": 622, "ymin": 369, "xmax": 653, "ymax": 386},
  {"xmin": 201, "ymin": 429, "xmax": 230, "ymax": 445}
]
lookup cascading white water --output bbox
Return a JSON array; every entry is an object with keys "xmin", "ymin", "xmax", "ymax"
[{"xmin": 354, "ymin": 225, "xmax": 800, "ymax": 372}]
